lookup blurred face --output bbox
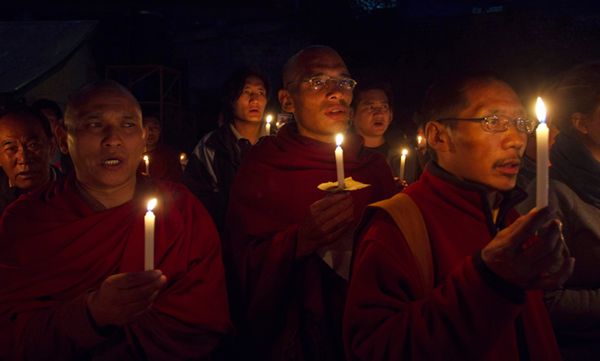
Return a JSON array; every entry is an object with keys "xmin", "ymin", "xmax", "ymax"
[
  {"xmin": 233, "ymin": 75, "xmax": 267, "ymax": 123},
  {"xmin": 144, "ymin": 117, "xmax": 161, "ymax": 148},
  {"xmin": 353, "ymin": 89, "xmax": 392, "ymax": 138},
  {"xmin": 63, "ymin": 88, "xmax": 145, "ymax": 194},
  {"xmin": 0, "ymin": 114, "xmax": 52, "ymax": 191},
  {"xmin": 436, "ymin": 81, "xmax": 527, "ymax": 191},
  {"xmin": 40, "ymin": 108, "xmax": 60, "ymax": 135},
  {"xmin": 280, "ymin": 48, "xmax": 353, "ymax": 143}
]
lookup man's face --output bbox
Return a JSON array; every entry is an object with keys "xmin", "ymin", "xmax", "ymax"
[
  {"xmin": 280, "ymin": 49, "xmax": 353, "ymax": 143},
  {"xmin": 0, "ymin": 114, "xmax": 52, "ymax": 191},
  {"xmin": 353, "ymin": 89, "xmax": 392, "ymax": 138},
  {"xmin": 233, "ymin": 75, "xmax": 267, "ymax": 123},
  {"xmin": 144, "ymin": 118, "xmax": 161, "ymax": 148},
  {"xmin": 438, "ymin": 81, "xmax": 528, "ymax": 191},
  {"xmin": 64, "ymin": 88, "xmax": 145, "ymax": 193}
]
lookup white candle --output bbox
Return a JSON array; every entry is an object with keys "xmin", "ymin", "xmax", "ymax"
[
  {"xmin": 335, "ymin": 134, "xmax": 345, "ymax": 189},
  {"xmin": 265, "ymin": 114, "xmax": 273, "ymax": 135},
  {"xmin": 535, "ymin": 97, "xmax": 549, "ymax": 209},
  {"xmin": 179, "ymin": 152, "xmax": 188, "ymax": 171},
  {"xmin": 417, "ymin": 135, "xmax": 423, "ymax": 146},
  {"xmin": 144, "ymin": 198, "xmax": 157, "ymax": 270},
  {"xmin": 400, "ymin": 148, "xmax": 408, "ymax": 180},
  {"xmin": 143, "ymin": 155, "xmax": 150, "ymax": 176}
]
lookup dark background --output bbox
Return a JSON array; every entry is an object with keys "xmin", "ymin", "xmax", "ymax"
[{"xmin": 3, "ymin": 0, "xmax": 600, "ymax": 150}]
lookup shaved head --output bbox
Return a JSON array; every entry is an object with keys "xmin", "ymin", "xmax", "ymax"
[{"xmin": 282, "ymin": 46, "xmax": 348, "ymax": 90}]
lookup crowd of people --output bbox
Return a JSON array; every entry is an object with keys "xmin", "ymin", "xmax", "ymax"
[{"xmin": 0, "ymin": 44, "xmax": 597, "ymax": 360}]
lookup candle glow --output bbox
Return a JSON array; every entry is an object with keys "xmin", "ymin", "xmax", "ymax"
[
  {"xmin": 143, "ymin": 155, "xmax": 150, "ymax": 176},
  {"xmin": 144, "ymin": 198, "xmax": 157, "ymax": 271},
  {"xmin": 335, "ymin": 133, "xmax": 345, "ymax": 189},
  {"xmin": 535, "ymin": 97, "xmax": 549, "ymax": 209},
  {"xmin": 400, "ymin": 148, "xmax": 408, "ymax": 181},
  {"xmin": 266, "ymin": 114, "xmax": 273, "ymax": 134}
]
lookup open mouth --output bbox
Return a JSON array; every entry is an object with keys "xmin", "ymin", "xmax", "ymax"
[
  {"xmin": 102, "ymin": 158, "xmax": 123, "ymax": 167},
  {"xmin": 325, "ymin": 106, "xmax": 348, "ymax": 118},
  {"xmin": 495, "ymin": 159, "xmax": 521, "ymax": 175}
]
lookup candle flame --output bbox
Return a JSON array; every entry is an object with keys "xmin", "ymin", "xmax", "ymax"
[
  {"xmin": 266, "ymin": 114, "xmax": 273, "ymax": 124},
  {"xmin": 147, "ymin": 198, "xmax": 157, "ymax": 212},
  {"xmin": 417, "ymin": 135, "xmax": 423, "ymax": 145},
  {"xmin": 335, "ymin": 133, "xmax": 344, "ymax": 146},
  {"xmin": 401, "ymin": 148, "xmax": 409, "ymax": 156},
  {"xmin": 179, "ymin": 152, "xmax": 187, "ymax": 161},
  {"xmin": 535, "ymin": 97, "xmax": 546, "ymax": 123},
  {"xmin": 143, "ymin": 155, "xmax": 149, "ymax": 162}
]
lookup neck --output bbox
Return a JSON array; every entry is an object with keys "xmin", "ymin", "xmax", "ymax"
[
  {"xmin": 76, "ymin": 178, "xmax": 136, "ymax": 210},
  {"xmin": 233, "ymin": 119, "xmax": 262, "ymax": 145},
  {"xmin": 362, "ymin": 134, "xmax": 386, "ymax": 148}
]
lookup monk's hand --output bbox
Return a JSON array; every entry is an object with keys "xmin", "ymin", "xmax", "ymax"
[
  {"xmin": 481, "ymin": 207, "xmax": 574, "ymax": 290},
  {"xmin": 87, "ymin": 270, "xmax": 167, "ymax": 327},
  {"xmin": 296, "ymin": 192, "xmax": 354, "ymax": 258}
]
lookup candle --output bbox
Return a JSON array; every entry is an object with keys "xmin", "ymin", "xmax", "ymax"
[
  {"xmin": 417, "ymin": 135, "xmax": 423, "ymax": 146},
  {"xmin": 179, "ymin": 152, "xmax": 188, "ymax": 171},
  {"xmin": 535, "ymin": 97, "xmax": 549, "ymax": 209},
  {"xmin": 144, "ymin": 198, "xmax": 157, "ymax": 270},
  {"xmin": 335, "ymin": 133, "xmax": 345, "ymax": 189},
  {"xmin": 265, "ymin": 114, "xmax": 273, "ymax": 135},
  {"xmin": 143, "ymin": 155, "xmax": 150, "ymax": 176},
  {"xmin": 400, "ymin": 148, "xmax": 408, "ymax": 180}
]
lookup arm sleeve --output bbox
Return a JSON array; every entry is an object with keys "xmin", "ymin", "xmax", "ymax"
[{"xmin": 344, "ymin": 211, "xmax": 526, "ymax": 361}]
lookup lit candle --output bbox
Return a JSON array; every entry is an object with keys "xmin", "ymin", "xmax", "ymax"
[
  {"xmin": 265, "ymin": 114, "xmax": 273, "ymax": 135},
  {"xmin": 144, "ymin": 198, "xmax": 157, "ymax": 271},
  {"xmin": 535, "ymin": 97, "xmax": 549, "ymax": 209},
  {"xmin": 335, "ymin": 134, "xmax": 345, "ymax": 189},
  {"xmin": 179, "ymin": 152, "xmax": 188, "ymax": 171},
  {"xmin": 143, "ymin": 155, "xmax": 150, "ymax": 176},
  {"xmin": 417, "ymin": 135, "xmax": 423, "ymax": 146},
  {"xmin": 400, "ymin": 148, "xmax": 408, "ymax": 180}
]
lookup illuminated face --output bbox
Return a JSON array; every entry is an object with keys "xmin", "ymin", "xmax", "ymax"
[
  {"xmin": 281, "ymin": 49, "xmax": 353, "ymax": 143},
  {"xmin": 64, "ymin": 88, "xmax": 146, "ymax": 194},
  {"xmin": 0, "ymin": 114, "xmax": 52, "ymax": 191},
  {"xmin": 353, "ymin": 89, "xmax": 392, "ymax": 138},
  {"xmin": 439, "ymin": 81, "xmax": 528, "ymax": 191},
  {"xmin": 233, "ymin": 75, "xmax": 267, "ymax": 123}
]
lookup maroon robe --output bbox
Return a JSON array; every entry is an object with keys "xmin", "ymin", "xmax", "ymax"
[
  {"xmin": 140, "ymin": 144, "xmax": 183, "ymax": 183},
  {"xmin": 344, "ymin": 163, "xmax": 562, "ymax": 361},
  {"xmin": 0, "ymin": 176, "xmax": 231, "ymax": 360},
  {"xmin": 225, "ymin": 123, "xmax": 397, "ymax": 360}
]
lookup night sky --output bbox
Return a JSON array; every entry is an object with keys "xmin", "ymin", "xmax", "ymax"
[{"xmin": 2, "ymin": 0, "xmax": 600, "ymax": 149}]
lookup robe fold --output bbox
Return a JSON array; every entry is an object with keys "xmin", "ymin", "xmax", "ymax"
[
  {"xmin": 0, "ymin": 176, "xmax": 232, "ymax": 360},
  {"xmin": 344, "ymin": 163, "xmax": 562, "ymax": 361},
  {"xmin": 225, "ymin": 123, "xmax": 397, "ymax": 360}
]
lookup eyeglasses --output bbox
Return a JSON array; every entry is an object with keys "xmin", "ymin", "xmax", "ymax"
[
  {"xmin": 294, "ymin": 75, "xmax": 357, "ymax": 92},
  {"xmin": 436, "ymin": 114, "xmax": 539, "ymax": 134}
]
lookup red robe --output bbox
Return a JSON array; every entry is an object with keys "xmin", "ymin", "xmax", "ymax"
[
  {"xmin": 140, "ymin": 144, "xmax": 183, "ymax": 183},
  {"xmin": 0, "ymin": 176, "xmax": 231, "ymax": 360},
  {"xmin": 344, "ymin": 163, "xmax": 561, "ymax": 361},
  {"xmin": 225, "ymin": 124, "xmax": 397, "ymax": 360}
]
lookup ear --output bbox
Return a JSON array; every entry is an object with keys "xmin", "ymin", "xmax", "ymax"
[
  {"xmin": 425, "ymin": 121, "xmax": 453, "ymax": 154},
  {"xmin": 571, "ymin": 112, "xmax": 589, "ymax": 135},
  {"xmin": 55, "ymin": 124, "xmax": 69, "ymax": 155},
  {"xmin": 278, "ymin": 89, "xmax": 295, "ymax": 113}
]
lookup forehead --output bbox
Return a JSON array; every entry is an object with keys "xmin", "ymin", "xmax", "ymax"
[
  {"xmin": 460, "ymin": 80, "xmax": 525, "ymax": 116},
  {"xmin": 73, "ymin": 88, "xmax": 141, "ymax": 119},
  {"xmin": 244, "ymin": 75, "xmax": 265, "ymax": 88},
  {"xmin": 0, "ymin": 114, "xmax": 46, "ymax": 139},
  {"xmin": 357, "ymin": 89, "xmax": 389, "ymax": 104},
  {"xmin": 296, "ymin": 50, "xmax": 349, "ymax": 77}
]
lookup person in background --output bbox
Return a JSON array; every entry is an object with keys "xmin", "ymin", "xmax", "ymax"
[
  {"xmin": 140, "ymin": 114, "xmax": 183, "ymax": 182},
  {"xmin": 31, "ymin": 98, "xmax": 73, "ymax": 174},
  {"xmin": 0, "ymin": 103, "xmax": 59, "ymax": 214},
  {"xmin": 183, "ymin": 67, "xmax": 269, "ymax": 230},
  {"xmin": 520, "ymin": 62, "xmax": 600, "ymax": 360}
]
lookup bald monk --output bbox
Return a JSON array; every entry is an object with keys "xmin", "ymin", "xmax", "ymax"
[
  {"xmin": 0, "ymin": 80, "xmax": 231, "ymax": 360},
  {"xmin": 225, "ymin": 46, "xmax": 397, "ymax": 360}
]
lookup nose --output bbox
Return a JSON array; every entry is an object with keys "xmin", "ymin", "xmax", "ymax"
[
  {"xmin": 503, "ymin": 123, "xmax": 526, "ymax": 153},
  {"xmin": 15, "ymin": 144, "xmax": 30, "ymax": 164},
  {"xmin": 102, "ymin": 125, "xmax": 123, "ymax": 147}
]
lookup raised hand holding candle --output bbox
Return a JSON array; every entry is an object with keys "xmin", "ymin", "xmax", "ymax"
[
  {"xmin": 265, "ymin": 114, "xmax": 273, "ymax": 135},
  {"xmin": 335, "ymin": 133, "xmax": 345, "ymax": 189},
  {"xmin": 535, "ymin": 97, "xmax": 549, "ymax": 209},
  {"xmin": 143, "ymin": 155, "xmax": 150, "ymax": 176},
  {"xmin": 400, "ymin": 148, "xmax": 408, "ymax": 180},
  {"xmin": 144, "ymin": 198, "xmax": 157, "ymax": 270}
]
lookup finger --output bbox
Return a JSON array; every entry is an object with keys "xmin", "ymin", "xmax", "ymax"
[
  {"xmin": 531, "ymin": 257, "xmax": 575, "ymax": 290},
  {"xmin": 529, "ymin": 233, "xmax": 564, "ymax": 273},
  {"xmin": 312, "ymin": 197, "xmax": 353, "ymax": 227},
  {"xmin": 319, "ymin": 203, "xmax": 354, "ymax": 234},
  {"xmin": 113, "ymin": 276, "xmax": 166, "ymax": 304},
  {"xmin": 504, "ymin": 207, "xmax": 553, "ymax": 250},
  {"xmin": 310, "ymin": 192, "xmax": 351, "ymax": 213},
  {"xmin": 522, "ymin": 221, "xmax": 561, "ymax": 264},
  {"xmin": 110, "ymin": 270, "xmax": 163, "ymax": 289}
]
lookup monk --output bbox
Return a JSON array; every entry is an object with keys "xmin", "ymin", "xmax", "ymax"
[
  {"xmin": 344, "ymin": 73, "xmax": 574, "ymax": 360},
  {"xmin": 225, "ymin": 46, "xmax": 397, "ymax": 360},
  {"xmin": 0, "ymin": 80, "xmax": 231, "ymax": 360}
]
